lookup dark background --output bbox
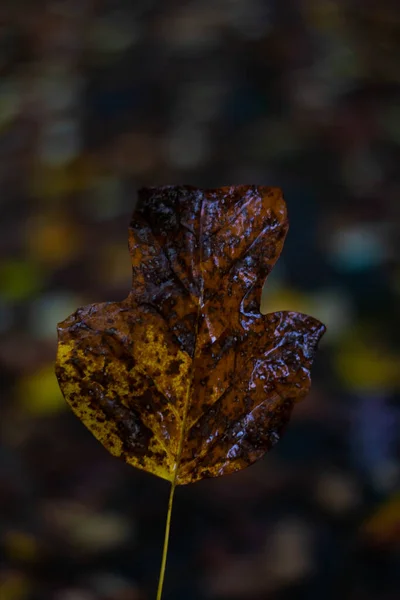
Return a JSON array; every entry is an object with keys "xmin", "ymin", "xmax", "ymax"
[{"xmin": 0, "ymin": 1, "xmax": 399, "ymax": 599}]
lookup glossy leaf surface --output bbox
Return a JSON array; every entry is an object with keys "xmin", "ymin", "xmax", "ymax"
[{"xmin": 56, "ymin": 185, "xmax": 325, "ymax": 485}]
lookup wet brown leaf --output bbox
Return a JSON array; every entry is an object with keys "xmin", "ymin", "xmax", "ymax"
[{"xmin": 56, "ymin": 185, "xmax": 325, "ymax": 485}]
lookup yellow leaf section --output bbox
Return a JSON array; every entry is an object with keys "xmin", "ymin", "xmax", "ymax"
[
  {"xmin": 132, "ymin": 324, "xmax": 192, "ymax": 428},
  {"xmin": 57, "ymin": 336, "xmax": 177, "ymax": 483},
  {"xmin": 131, "ymin": 322, "xmax": 194, "ymax": 483}
]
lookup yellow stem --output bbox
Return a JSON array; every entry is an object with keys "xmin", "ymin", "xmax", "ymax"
[{"xmin": 156, "ymin": 481, "xmax": 176, "ymax": 600}]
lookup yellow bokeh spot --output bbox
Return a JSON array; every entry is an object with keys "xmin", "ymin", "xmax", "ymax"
[
  {"xmin": 261, "ymin": 286, "xmax": 313, "ymax": 316},
  {"xmin": 26, "ymin": 216, "xmax": 81, "ymax": 267},
  {"xmin": 335, "ymin": 340, "xmax": 400, "ymax": 392},
  {"xmin": 3, "ymin": 531, "xmax": 39, "ymax": 562},
  {"xmin": 18, "ymin": 365, "xmax": 66, "ymax": 415},
  {"xmin": 0, "ymin": 260, "xmax": 43, "ymax": 301},
  {"xmin": 363, "ymin": 492, "xmax": 400, "ymax": 540},
  {"xmin": 0, "ymin": 571, "xmax": 30, "ymax": 600}
]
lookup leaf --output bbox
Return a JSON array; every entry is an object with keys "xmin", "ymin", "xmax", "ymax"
[{"xmin": 55, "ymin": 185, "xmax": 325, "ymax": 485}]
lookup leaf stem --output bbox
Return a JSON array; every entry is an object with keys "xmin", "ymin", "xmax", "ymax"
[{"xmin": 156, "ymin": 481, "xmax": 176, "ymax": 600}]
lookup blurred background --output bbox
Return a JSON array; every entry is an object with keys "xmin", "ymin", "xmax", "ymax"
[{"xmin": 0, "ymin": 1, "xmax": 399, "ymax": 599}]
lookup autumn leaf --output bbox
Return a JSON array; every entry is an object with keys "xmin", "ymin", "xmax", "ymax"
[
  {"xmin": 56, "ymin": 185, "xmax": 325, "ymax": 598},
  {"xmin": 56, "ymin": 185, "xmax": 325, "ymax": 485}
]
